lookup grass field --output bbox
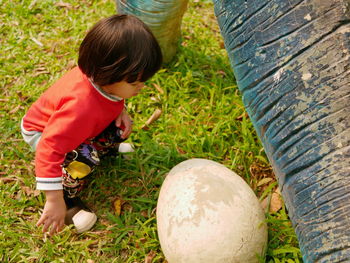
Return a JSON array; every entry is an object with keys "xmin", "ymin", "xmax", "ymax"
[{"xmin": 1, "ymin": 0, "xmax": 302, "ymax": 262}]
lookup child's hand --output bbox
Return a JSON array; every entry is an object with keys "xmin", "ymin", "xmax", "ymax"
[
  {"xmin": 37, "ymin": 190, "xmax": 66, "ymax": 236},
  {"xmin": 115, "ymin": 108, "xmax": 133, "ymax": 139}
]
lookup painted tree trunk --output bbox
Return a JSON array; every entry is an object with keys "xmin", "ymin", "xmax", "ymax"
[
  {"xmin": 115, "ymin": 0, "xmax": 188, "ymax": 63},
  {"xmin": 213, "ymin": 0, "xmax": 350, "ymax": 262}
]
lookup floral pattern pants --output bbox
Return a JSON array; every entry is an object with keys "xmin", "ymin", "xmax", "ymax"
[{"xmin": 62, "ymin": 122, "xmax": 125, "ymax": 198}]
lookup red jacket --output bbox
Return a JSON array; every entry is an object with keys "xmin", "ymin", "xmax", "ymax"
[{"xmin": 23, "ymin": 67, "xmax": 124, "ymax": 190}]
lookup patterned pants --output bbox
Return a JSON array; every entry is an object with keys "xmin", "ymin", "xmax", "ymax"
[{"xmin": 62, "ymin": 122, "xmax": 125, "ymax": 198}]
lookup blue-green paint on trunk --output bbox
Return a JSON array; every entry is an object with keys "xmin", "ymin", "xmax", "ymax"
[
  {"xmin": 115, "ymin": 0, "xmax": 188, "ymax": 63},
  {"xmin": 213, "ymin": 0, "xmax": 350, "ymax": 262}
]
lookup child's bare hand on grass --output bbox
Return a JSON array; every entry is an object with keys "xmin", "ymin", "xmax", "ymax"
[{"xmin": 37, "ymin": 190, "xmax": 66, "ymax": 236}]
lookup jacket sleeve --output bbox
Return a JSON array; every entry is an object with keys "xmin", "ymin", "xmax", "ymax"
[{"xmin": 34, "ymin": 98, "xmax": 94, "ymax": 190}]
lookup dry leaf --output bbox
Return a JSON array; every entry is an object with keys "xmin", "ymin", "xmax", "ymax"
[
  {"xmin": 31, "ymin": 37, "xmax": 43, "ymax": 47},
  {"xmin": 99, "ymin": 218, "xmax": 110, "ymax": 227},
  {"xmin": 0, "ymin": 177, "xmax": 17, "ymax": 183},
  {"xmin": 257, "ymin": 177, "xmax": 273, "ymax": 187},
  {"xmin": 261, "ymin": 192, "xmax": 283, "ymax": 213},
  {"xmin": 56, "ymin": 52, "xmax": 70, "ymax": 59},
  {"xmin": 216, "ymin": 70, "xmax": 226, "ymax": 77},
  {"xmin": 260, "ymin": 196, "xmax": 268, "ymax": 211},
  {"xmin": 145, "ymin": 250, "xmax": 156, "ymax": 263},
  {"xmin": 55, "ymin": 1, "xmax": 72, "ymax": 9},
  {"xmin": 28, "ymin": 0, "xmax": 38, "ymax": 9},
  {"xmin": 140, "ymin": 210, "xmax": 148, "ymax": 218},
  {"xmin": 139, "ymin": 237, "xmax": 147, "ymax": 243},
  {"xmin": 122, "ymin": 202, "xmax": 133, "ymax": 213},
  {"xmin": 270, "ymin": 192, "xmax": 283, "ymax": 213},
  {"xmin": 17, "ymin": 91, "xmax": 29, "ymax": 102},
  {"xmin": 9, "ymin": 105, "xmax": 21, "ymax": 115},
  {"xmin": 87, "ymin": 260, "xmax": 94, "ymax": 263},
  {"xmin": 153, "ymin": 83, "xmax": 164, "ymax": 94},
  {"xmin": 236, "ymin": 112, "xmax": 248, "ymax": 121},
  {"xmin": 181, "ymin": 41, "xmax": 188, "ymax": 47},
  {"xmin": 141, "ymin": 109, "xmax": 162, "ymax": 130},
  {"xmin": 120, "ymin": 248, "xmax": 129, "ymax": 259},
  {"xmin": 32, "ymin": 64, "xmax": 50, "ymax": 77},
  {"xmin": 25, "ymin": 206, "xmax": 37, "ymax": 213},
  {"xmin": 113, "ymin": 198, "xmax": 122, "ymax": 216},
  {"xmin": 33, "ymin": 71, "xmax": 50, "ymax": 77},
  {"xmin": 21, "ymin": 186, "xmax": 41, "ymax": 197},
  {"xmin": 176, "ymin": 147, "xmax": 187, "ymax": 155},
  {"xmin": 50, "ymin": 42, "xmax": 58, "ymax": 53},
  {"xmin": 150, "ymin": 97, "xmax": 157, "ymax": 102}
]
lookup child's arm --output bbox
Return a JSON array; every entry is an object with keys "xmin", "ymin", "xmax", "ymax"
[{"xmin": 36, "ymin": 190, "xmax": 66, "ymax": 236}]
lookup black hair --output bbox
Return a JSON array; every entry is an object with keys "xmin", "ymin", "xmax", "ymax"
[{"xmin": 78, "ymin": 14, "xmax": 162, "ymax": 86}]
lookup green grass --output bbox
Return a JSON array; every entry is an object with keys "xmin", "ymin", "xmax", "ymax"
[{"xmin": 1, "ymin": 0, "xmax": 302, "ymax": 262}]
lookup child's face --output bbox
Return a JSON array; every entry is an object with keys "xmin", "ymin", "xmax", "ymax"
[{"xmin": 101, "ymin": 80, "xmax": 145, "ymax": 99}]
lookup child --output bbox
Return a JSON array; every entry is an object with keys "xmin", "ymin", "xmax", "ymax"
[{"xmin": 21, "ymin": 14, "xmax": 162, "ymax": 235}]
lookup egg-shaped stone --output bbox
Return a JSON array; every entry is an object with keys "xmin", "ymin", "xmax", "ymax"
[{"xmin": 156, "ymin": 159, "xmax": 267, "ymax": 263}]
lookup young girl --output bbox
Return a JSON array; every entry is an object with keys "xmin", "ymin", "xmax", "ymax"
[{"xmin": 21, "ymin": 14, "xmax": 162, "ymax": 235}]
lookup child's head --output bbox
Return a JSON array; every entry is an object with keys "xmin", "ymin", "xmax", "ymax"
[{"xmin": 78, "ymin": 14, "xmax": 162, "ymax": 87}]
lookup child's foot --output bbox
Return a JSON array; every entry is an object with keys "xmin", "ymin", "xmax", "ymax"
[
  {"xmin": 118, "ymin": 143, "xmax": 134, "ymax": 160},
  {"xmin": 64, "ymin": 196, "xmax": 97, "ymax": 233},
  {"xmin": 117, "ymin": 142, "xmax": 134, "ymax": 153},
  {"xmin": 94, "ymin": 142, "xmax": 134, "ymax": 157}
]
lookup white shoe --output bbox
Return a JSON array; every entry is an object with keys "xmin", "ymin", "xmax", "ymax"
[
  {"xmin": 118, "ymin": 143, "xmax": 134, "ymax": 160},
  {"xmin": 118, "ymin": 143, "xmax": 134, "ymax": 153},
  {"xmin": 64, "ymin": 196, "xmax": 97, "ymax": 233},
  {"xmin": 72, "ymin": 210, "xmax": 97, "ymax": 233}
]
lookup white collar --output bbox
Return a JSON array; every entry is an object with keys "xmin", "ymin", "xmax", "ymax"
[{"xmin": 89, "ymin": 79, "xmax": 123, "ymax": 102}]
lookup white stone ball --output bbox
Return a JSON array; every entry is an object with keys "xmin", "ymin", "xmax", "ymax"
[{"xmin": 156, "ymin": 159, "xmax": 267, "ymax": 263}]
